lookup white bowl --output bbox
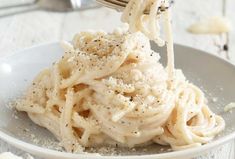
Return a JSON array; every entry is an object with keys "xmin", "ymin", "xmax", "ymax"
[{"xmin": 0, "ymin": 42, "xmax": 235, "ymax": 159}]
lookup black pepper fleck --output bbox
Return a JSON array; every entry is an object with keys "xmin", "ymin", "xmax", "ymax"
[{"xmin": 223, "ymin": 44, "xmax": 228, "ymax": 51}]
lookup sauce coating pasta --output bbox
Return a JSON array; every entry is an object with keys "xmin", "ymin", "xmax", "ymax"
[{"xmin": 16, "ymin": 0, "xmax": 225, "ymax": 153}]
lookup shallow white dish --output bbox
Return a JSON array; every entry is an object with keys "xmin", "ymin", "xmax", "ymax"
[{"xmin": 0, "ymin": 42, "xmax": 235, "ymax": 159}]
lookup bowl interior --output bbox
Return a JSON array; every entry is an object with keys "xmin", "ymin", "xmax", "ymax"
[{"xmin": 0, "ymin": 42, "xmax": 235, "ymax": 158}]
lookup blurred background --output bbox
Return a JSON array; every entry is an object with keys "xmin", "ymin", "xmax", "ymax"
[{"xmin": 0, "ymin": 0, "xmax": 234, "ymax": 62}]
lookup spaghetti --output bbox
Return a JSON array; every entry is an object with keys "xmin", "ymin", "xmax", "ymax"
[{"xmin": 16, "ymin": 0, "xmax": 225, "ymax": 152}]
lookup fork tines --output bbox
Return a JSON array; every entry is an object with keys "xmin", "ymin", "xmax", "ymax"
[
  {"xmin": 97, "ymin": 0, "xmax": 174, "ymax": 13},
  {"xmin": 96, "ymin": 0, "xmax": 128, "ymax": 11}
]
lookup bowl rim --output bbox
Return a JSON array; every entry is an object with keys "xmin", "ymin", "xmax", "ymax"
[{"xmin": 0, "ymin": 42, "xmax": 235, "ymax": 159}]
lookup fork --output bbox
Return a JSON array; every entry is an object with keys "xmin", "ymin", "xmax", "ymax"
[
  {"xmin": 96, "ymin": 0, "xmax": 128, "ymax": 12},
  {"xmin": 96, "ymin": 0, "xmax": 174, "ymax": 13},
  {"xmin": 0, "ymin": 0, "xmax": 100, "ymax": 18}
]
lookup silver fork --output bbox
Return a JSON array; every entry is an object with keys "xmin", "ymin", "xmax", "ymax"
[
  {"xmin": 96, "ymin": 0, "xmax": 128, "ymax": 12},
  {"xmin": 96, "ymin": 0, "xmax": 174, "ymax": 13},
  {"xmin": 0, "ymin": 0, "xmax": 100, "ymax": 18}
]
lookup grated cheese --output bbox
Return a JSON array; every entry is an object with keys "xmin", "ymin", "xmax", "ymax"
[{"xmin": 188, "ymin": 16, "xmax": 232, "ymax": 34}]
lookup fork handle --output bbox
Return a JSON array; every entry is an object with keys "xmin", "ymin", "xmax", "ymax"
[
  {"xmin": 0, "ymin": 0, "xmax": 38, "ymax": 10},
  {"xmin": 0, "ymin": 1, "xmax": 39, "ymax": 18}
]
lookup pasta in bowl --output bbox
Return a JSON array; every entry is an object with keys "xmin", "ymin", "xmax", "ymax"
[
  {"xmin": 15, "ymin": 30, "xmax": 224, "ymax": 153},
  {"xmin": 0, "ymin": 40, "xmax": 235, "ymax": 159},
  {"xmin": 0, "ymin": 0, "xmax": 234, "ymax": 158}
]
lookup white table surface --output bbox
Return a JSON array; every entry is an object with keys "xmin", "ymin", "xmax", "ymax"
[{"xmin": 0, "ymin": 0, "xmax": 234, "ymax": 158}]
